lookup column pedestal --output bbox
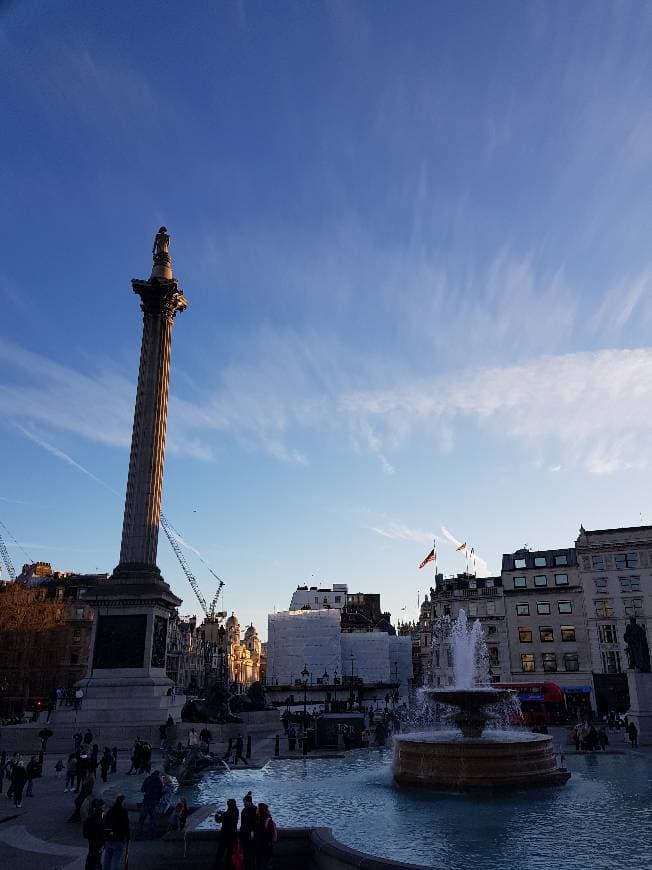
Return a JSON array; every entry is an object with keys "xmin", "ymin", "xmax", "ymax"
[{"xmin": 626, "ymin": 670, "xmax": 652, "ymax": 745}]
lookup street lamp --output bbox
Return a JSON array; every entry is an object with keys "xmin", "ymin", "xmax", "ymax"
[
  {"xmin": 333, "ymin": 668, "xmax": 338, "ymax": 705},
  {"xmin": 301, "ymin": 664, "xmax": 310, "ymax": 755},
  {"xmin": 322, "ymin": 670, "xmax": 329, "ymax": 713},
  {"xmin": 349, "ymin": 653, "xmax": 355, "ymax": 709}
]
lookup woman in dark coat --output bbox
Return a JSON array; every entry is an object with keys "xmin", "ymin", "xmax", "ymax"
[{"xmin": 215, "ymin": 798, "xmax": 239, "ymax": 868}]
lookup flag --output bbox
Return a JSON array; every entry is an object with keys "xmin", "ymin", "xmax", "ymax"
[
  {"xmin": 418, "ymin": 549, "xmax": 435, "ymax": 569},
  {"xmin": 456, "ymin": 541, "xmax": 467, "ymax": 552}
]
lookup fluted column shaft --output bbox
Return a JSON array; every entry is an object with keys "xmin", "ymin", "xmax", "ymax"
[{"xmin": 116, "ymin": 278, "xmax": 187, "ymax": 576}]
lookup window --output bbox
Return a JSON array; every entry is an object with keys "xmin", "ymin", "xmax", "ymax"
[
  {"xmin": 615, "ymin": 552, "xmax": 638, "ymax": 569},
  {"xmin": 539, "ymin": 627, "xmax": 554, "ymax": 643},
  {"xmin": 534, "ymin": 556, "xmax": 547, "ymax": 567},
  {"xmin": 594, "ymin": 577, "xmax": 608, "ymax": 592},
  {"xmin": 555, "ymin": 574, "xmax": 569, "ymax": 586},
  {"xmin": 434, "ymin": 650, "xmax": 440, "ymax": 668},
  {"xmin": 542, "ymin": 653, "xmax": 557, "ymax": 672},
  {"xmin": 486, "ymin": 602, "xmax": 496, "ymax": 616},
  {"xmin": 602, "ymin": 651, "xmax": 621, "ymax": 674},
  {"xmin": 72, "ymin": 629, "xmax": 81, "ymax": 642},
  {"xmin": 563, "ymin": 653, "xmax": 579, "ymax": 672},
  {"xmin": 485, "ymin": 578, "xmax": 495, "ymax": 588},
  {"xmin": 521, "ymin": 653, "xmax": 535, "ymax": 672},
  {"xmin": 75, "ymin": 608, "xmax": 85, "ymax": 619},
  {"xmin": 619, "ymin": 576, "xmax": 641, "ymax": 593},
  {"xmin": 598, "ymin": 624, "xmax": 617, "ymax": 644},
  {"xmin": 519, "ymin": 628, "xmax": 533, "ymax": 643},
  {"xmin": 444, "ymin": 605, "xmax": 451, "ymax": 617},
  {"xmin": 468, "ymin": 604, "xmax": 478, "ymax": 617},
  {"xmin": 595, "ymin": 599, "xmax": 614, "ymax": 618},
  {"xmin": 513, "ymin": 576, "xmax": 527, "ymax": 589},
  {"xmin": 536, "ymin": 602, "xmax": 551, "ymax": 615},
  {"xmin": 487, "ymin": 625, "xmax": 497, "ymax": 635},
  {"xmin": 314, "ymin": 597, "xmax": 319, "ymax": 604},
  {"xmin": 488, "ymin": 647, "xmax": 499, "ymax": 665},
  {"xmin": 516, "ymin": 603, "xmax": 529, "ymax": 616},
  {"xmin": 558, "ymin": 601, "xmax": 572, "ymax": 614},
  {"xmin": 624, "ymin": 598, "xmax": 644, "ymax": 617},
  {"xmin": 591, "ymin": 554, "xmax": 605, "ymax": 570},
  {"xmin": 514, "ymin": 557, "xmax": 527, "ymax": 569},
  {"xmin": 468, "ymin": 579, "xmax": 477, "ymax": 590},
  {"xmin": 446, "ymin": 649, "xmax": 453, "ymax": 667},
  {"xmin": 534, "ymin": 575, "xmax": 547, "ymax": 587},
  {"xmin": 334, "ymin": 596, "xmax": 341, "ymax": 603},
  {"xmin": 561, "ymin": 625, "xmax": 576, "ymax": 642},
  {"xmin": 554, "ymin": 554, "xmax": 569, "ymax": 566}
]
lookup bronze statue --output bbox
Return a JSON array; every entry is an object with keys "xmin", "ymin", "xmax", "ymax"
[
  {"xmin": 624, "ymin": 616, "xmax": 651, "ymax": 672},
  {"xmin": 152, "ymin": 226, "xmax": 170, "ymax": 257}
]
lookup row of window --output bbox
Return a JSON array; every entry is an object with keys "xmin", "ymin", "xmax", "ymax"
[
  {"xmin": 594, "ymin": 598, "xmax": 644, "ymax": 617},
  {"xmin": 591, "ymin": 553, "xmax": 638, "ymax": 570},
  {"xmin": 521, "ymin": 652, "xmax": 579, "ymax": 672},
  {"xmin": 513, "ymin": 574, "xmax": 569, "ymax": 588},
  {"xmin": 518, "ymin": 625, "xmax": 576, "ymax": 643},
  {"xmin": 516, "ymin": 601, "xmax": 572, "ymax": 616},
  {"xmin": 433, "ymin": 646, "xmax": 500, "ymax": 667},
  {"xmin": 514, "ymin": 554, "xmax": 569, "ymax": 569},
  {"xmin": 595, "ymin": 576, "xmax": 642, "ymax": 592}
]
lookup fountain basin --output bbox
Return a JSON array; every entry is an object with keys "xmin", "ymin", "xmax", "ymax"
[{"xmin": 393, "ymin": 729, "xmax": 570, "ymax": 791}]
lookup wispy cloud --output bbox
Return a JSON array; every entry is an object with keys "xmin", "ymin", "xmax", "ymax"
[
  {"xmin": 368, "ymin": 521, "xmax": 435, "ymax": 546},
  {"xmin": 14, "ymin": 424, "xmax": 121, "ymax": 497},
  {"xmin": 440, "ymin": 526, "xmax": 490, "ymax": 578}
]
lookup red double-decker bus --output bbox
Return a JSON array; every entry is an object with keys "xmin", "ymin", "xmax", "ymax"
[{"xmin": 495, "ymin": 682, "xmax": 566, "ymax": 726}]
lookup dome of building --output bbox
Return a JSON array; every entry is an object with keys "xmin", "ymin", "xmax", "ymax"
[
  {"xmin": 226, "ymin": 612, "xmax": 240, "ymax": 628},
  {"xmin": 244, "ymin": 623, "xmax": 258, "ymax": 638}
]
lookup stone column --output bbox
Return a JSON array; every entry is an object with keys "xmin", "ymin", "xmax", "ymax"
[{"xmin": 115, "ymin": 227, "xmax": 188, "ymax": 580}]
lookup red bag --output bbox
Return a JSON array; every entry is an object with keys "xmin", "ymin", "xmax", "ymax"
[{"xmin": 231, "ymin": 841, "xmax": 244, "ymax": 870}]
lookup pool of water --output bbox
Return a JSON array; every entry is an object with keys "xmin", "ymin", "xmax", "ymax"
[{"xmin": 189, "ymin": 748, "xmax": 652, "ymax": 869}]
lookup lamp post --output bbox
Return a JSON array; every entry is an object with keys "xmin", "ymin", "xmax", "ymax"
[
  {"xmin": 349, "ymin": 653, "xmax": 355, "ymax": 709},
  {"xmin": 322, "ymin": 670, "xmax": 329, "ymax": 712},
  {"xmin": 333, "ymin": 668, "xmax": 338, "ymax": 706},
  {"xmin": 301, "ymin": 664, "xmax": 310, "ymax": 755}
]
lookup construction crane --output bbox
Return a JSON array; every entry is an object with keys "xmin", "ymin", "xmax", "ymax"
[
  {"xmin": 0, "ymin": 530, "xmax": 16, "ymax": 580},
  {"xmin": 159, "ymin": 514, "xmax": 224, "ymax": 621}
]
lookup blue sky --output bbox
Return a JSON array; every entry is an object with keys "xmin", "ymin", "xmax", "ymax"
[{"xmin": 2, "ymin": 1, "xmax": 652, "ymax": 636}]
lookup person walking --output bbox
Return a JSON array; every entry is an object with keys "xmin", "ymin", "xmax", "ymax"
[
  {"xmin": 215, "ymin": 798, "xmax": 239, "ymax": 868},
  {"xmin": 138, "ymin": 769, "xmax": 163, "ymax": 835},
  {"xmin": 10, "ymin": 760, "xmax": 28, "ymax": 808},
  {"xmin": 102, "ymin": 794, "xmax": 130, "ymax": 870},
  {"xmin": 25, "ymin": 756, "xmax": 39, "ymax": 797},
  {"xmin": 240, "ymin": 791, "xmax": 257, "ymax": 870},
  {"xmin": 253, "ymin": 802, "xmax": 277, "ymax": 870},
  {"xmin": 110, "ymin": 747, "xmax": 118, "ymax": 774},
  {"xmin": 628, "ymin": 720, "xmax": 638, "ymax": 748},
  {"xmin": 64, "ymin": 753, "xmax": 77, "ymax": 792},
  {"xmin": 234, "ymin": 734, "xmax": 246, "ymax": 766},
  {"xmin": 76, "ymin": 752, "xmax": 89, "ymax": 792},
  {"xmin": 82, "ymin": 798, "xmax": 105, "ymax": 870}
]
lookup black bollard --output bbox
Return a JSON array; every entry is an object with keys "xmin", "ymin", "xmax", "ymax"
[
  {"xmin": 246, "ymin": 735, "xmax": 252, "ymax": 758},
  {"xmin": 274, "ymin": 734, "xmax": 280, "ymax": 757}
]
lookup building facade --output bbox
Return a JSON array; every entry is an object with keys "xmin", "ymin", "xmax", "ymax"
[
  {"xmin": 289, "ymin": 583, "xmax": 348, "ymax": 611},
  {"xmin": 199, "ymin": 613, "xmax": 262, "ymax": 691},
  {"xmin": 575, "ymin": 525, "xmax": 652, "ymax": 713},
  {"xmin": 501, "ymin": 547, "xmax": 593, "ymax": 715},
  {"xmin": 418, "ymin": 574, "xmax": 509, "ymax": 687}
]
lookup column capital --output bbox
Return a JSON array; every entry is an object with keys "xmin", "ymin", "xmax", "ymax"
[{"xmin": 132, "ymin": 277, "xmax": 188, "ymax": 319}]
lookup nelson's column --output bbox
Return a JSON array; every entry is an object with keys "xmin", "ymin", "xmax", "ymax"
[{"xmin": 72, "ymin": 228, "xmax": 188, "ymax": 725}]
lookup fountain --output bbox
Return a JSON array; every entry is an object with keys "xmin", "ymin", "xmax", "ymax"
[{"xmin": 393, "ymin": 609, "xmax": 570, "ymax": 790}]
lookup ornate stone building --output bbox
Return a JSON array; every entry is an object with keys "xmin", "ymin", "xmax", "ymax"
[{"xmin": 199, "ymin": 612, "xmax": 262, "ymax": 691}]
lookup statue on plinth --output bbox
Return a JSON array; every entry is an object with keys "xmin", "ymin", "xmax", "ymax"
[
  {"xmin": 153, "ymin": 226, "xmax": 170, "ymax": 257},
  {"xmin": 624, "ymin": 616, "xmax": 651, "ymax": 672}
]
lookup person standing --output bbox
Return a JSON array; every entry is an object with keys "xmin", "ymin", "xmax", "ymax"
[
  {"xmin": 11, "ymin": 760, "xmax": 28, "ymax": 808},
  {"xmin": 102, "ymin": 794, "xmax": 130, "ymax": 870},
  {"xmin": 234, "ymin": 734, "xmax": 246, "ymax": 766},
  {"xmin": 215, "ymin": 798, "xmax": 239, "ymax": 868},
  {"xmin": 110, "ymin": 747, "xmax": 118, "ymax": 774},
  {"xmin": 26, "ymin": 756, "xmax": 39, "ymax": 797},
  {"xmin": 138, "ymin": 769, "xmax": 163, "ymax": 835},
  {"xmin": 253, "ymin": 803, "xmax": 277, "ymax": 870},
  {"xmin": 240, "ymin": 791, "xmax": 257, "ymax": 870},
  {"xmin": 187, "ymin": 727, "xmax": 198, "ymax": 748},
  {"xmin": 64, "ymin": 754, "xmax": 77, "ymax": 792},
  {"xmin": 628, "ymin": 720, "xmax": 638, "ymax": 748},
  {"xmin": 199, "ymin": 726, "xmax": 212, "ymax": 750},
  {"xmin": 82, "ymin": 798, "xmax": 105, "ymax": 870},
  {"xmin": 100, "ymin": 748, "xmax": 112, "ymax": 784}
]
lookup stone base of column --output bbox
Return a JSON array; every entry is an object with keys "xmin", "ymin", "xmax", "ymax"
[
  {"xmin": 626, "ymin": 670, "xmax": 652, "ymax": 744},
  {"xmin": 73, "ymin": 572, "xmax": 185, "ymax": 728},
  {"xmin": 111, "ymin": 562, "xmax": 163, "ymax": 583}
]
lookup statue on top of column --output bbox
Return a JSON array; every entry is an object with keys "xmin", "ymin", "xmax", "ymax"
[
  {"xmin": 624, "ymin": 616, "xmax": 651, "ymax": 672},
  {"xmin": 153, "ymin": 226, "xmax": 170, "ymax": 257}
]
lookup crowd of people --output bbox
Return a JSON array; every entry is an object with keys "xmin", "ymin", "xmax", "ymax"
[
  {"xmin": 215, "ymin": 791, "xmax": 277, "ymax": 870},
  {"xmin": 571, "ymin": 716, "xmax": 639, "ymax": 750}
]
